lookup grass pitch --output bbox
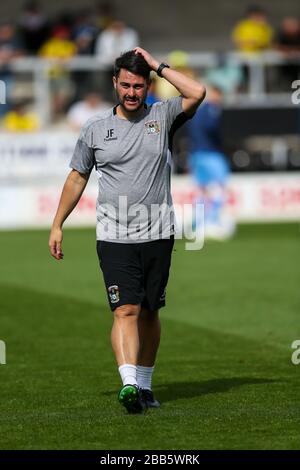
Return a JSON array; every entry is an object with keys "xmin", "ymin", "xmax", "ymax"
[{"xmin": 0, "ymin": 223, "xmax": 299, "ymax": 449}]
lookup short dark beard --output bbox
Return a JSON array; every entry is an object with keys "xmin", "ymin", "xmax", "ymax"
[{"xmin": 115, "ymin": 89, "xmax": 147, "ymax": 114}]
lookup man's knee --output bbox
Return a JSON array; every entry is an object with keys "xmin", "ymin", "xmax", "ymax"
[{"xmin": 114, "ymin": 304, "xmax": 141, "ymax": 319}]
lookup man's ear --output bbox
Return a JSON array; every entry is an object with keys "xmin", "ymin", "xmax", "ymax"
[{"xmin": 113, "ymin": 76, "xmax": 117, "ymax": 89}]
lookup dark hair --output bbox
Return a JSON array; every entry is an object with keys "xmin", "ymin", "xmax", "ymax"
[{"xmin": 114, "ymin": 50, "xmax": 151, "ymax": 80}]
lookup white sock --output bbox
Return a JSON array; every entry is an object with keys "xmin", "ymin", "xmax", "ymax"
[
  {"xmin": 118, "ymin": 364, "xmax": 138, "ymax": 386},
  {"xmin": 137, "ymin": 365, "xmax": 154, "ymax": 390}
]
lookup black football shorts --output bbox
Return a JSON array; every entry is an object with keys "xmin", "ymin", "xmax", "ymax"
[{"xmin": 96, "ymin": 236, "xmax": 174, "ymax": 311}]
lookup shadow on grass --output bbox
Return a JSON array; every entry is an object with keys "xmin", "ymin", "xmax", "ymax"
[
  {"xmin": 0, "ymin": 283, "xmax": 285, "ymax": 409},
  {"xmin": 156, "ymin": 377, "xmax": 278, "ymax": 403},
  {"xmin": 103, "ymin": 377, "xmax": 278, "ymax": 401}
]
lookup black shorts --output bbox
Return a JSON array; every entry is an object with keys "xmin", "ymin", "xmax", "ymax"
[{"xmin": 96, "ymin": 236, "xmax": 174, "ymax": 311}]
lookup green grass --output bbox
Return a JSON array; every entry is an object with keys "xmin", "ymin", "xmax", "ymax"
[{"xmin": 0, "ymin": 224, "xmax": 299, "ymax": 449}]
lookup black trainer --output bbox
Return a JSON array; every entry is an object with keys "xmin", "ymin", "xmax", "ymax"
[
  {"xmin": 140, "ymin": 388, "xmax": 160, "ymax": 408},
  {"xmin": 118, "ymin": 384, "xmax": 146, "ymax": 414}
]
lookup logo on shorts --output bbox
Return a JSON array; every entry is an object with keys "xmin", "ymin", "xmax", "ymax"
[
  {"xmin": 108, "ymin": 285, "xmax": 120, "ymax": 303},
  {"xmin": 145, "ymin": 120, "xmax": 160, "ymax": 135},
  {"xmin": 159, "ymin": 288, "xmax": 166, "ymax": 302}
]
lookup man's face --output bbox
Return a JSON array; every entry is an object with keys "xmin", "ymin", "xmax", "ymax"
[{"xmin": 113, "ymin": 69, "xmax": 150, "ymax": 113}]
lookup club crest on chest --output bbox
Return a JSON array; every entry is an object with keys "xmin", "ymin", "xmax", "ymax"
[{"xmin": 145, "ymin": 120, "xmax": 160, "ymax": 135}]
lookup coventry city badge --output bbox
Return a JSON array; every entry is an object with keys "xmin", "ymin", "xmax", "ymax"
[
  {"xmin": 108, "ymin": 285, "xmax": 120, "ymax": 303},
  {"xmin": 145, "ymin": 120, "xmax": 160, "ymax": 135}
]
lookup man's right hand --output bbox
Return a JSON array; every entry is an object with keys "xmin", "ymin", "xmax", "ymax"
[{"xmin": 49, "ymin": 226, "xmax": 64, "ymax": 260}]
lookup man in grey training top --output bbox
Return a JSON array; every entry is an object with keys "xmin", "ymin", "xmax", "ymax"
[{"xmin": 49, "ymin": 47, "xmax": 206, "ymax": 413}]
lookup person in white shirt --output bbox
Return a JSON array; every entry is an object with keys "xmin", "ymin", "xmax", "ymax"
[
  {"xmin": 95, "ymin": 20, "xmax": 139, "ymax": 66},
  {"xmin": 67, "ymin": 91, "xmax": 112, "ymax": 131}
]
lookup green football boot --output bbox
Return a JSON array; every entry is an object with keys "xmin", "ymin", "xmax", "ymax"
[{"xmin": 118, "ymin": 384, "xmax": 146, "ymax": 414}]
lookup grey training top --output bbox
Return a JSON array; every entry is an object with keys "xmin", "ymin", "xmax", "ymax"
[{"xmin": 70, "ymin": 96, "xmax": 186, "ymax": 243}]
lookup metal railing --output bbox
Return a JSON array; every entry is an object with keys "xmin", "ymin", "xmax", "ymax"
[{"xmin": 7, "ymin": 50, "xmax": 300, "ymax": 126}]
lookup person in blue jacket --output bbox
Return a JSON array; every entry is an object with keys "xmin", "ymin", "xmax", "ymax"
[{"xmin": 186, "ymin": 82, "xmax": 235, "ymax": 239}]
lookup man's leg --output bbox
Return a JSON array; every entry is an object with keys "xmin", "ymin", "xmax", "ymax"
[
  {"xmin": 111, "ymin": 303, "xmax": 141, "ymax": 368},
  {"xmin": 137, "ymin": 307, "xmax": 160, "ymax": 367},
  {"xmin": 136, "ymin": 308, "xmax": 161, "ymax": 407},
  {"xmin": 111, "ymin": 303, "xmax": 146, "ymax": 413}
]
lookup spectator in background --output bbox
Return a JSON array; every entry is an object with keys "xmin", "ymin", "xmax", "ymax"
[
  {"xmin": 94, "ymin": 20, "xmax": 139, "ymax": 100},
  {"xmin": 71, "ymin": 12, "xmax": 98, "ymax": 101},
  {"xmin": 95, "ymin": 20, "xmax": 139, "ymax": 66},
  {"xmin": 204, "ymin": 54, "xmax": 244, "ymax": 96},
  {"xmin": 2, "ymin": 99, "xmax": 39, "ymax": 132},
  {"xmin": 186, "ymin": 81, "xmax": 235, "ymax": 240},
  {"xmin": 18, "ymin": 1, "xmax": 50, "ymax": 54},
  {"xmin": 232, "ymin": 5, "xmax": 274, "ymax": 53},
  {"xmin": 39, "ymin": 26, "xmax": 77, "ymax": 118},
  {"xmin": 275, "ymin": 17, "xmax": 300, "ymax": 90},
  {"xmin": 276, "ymin": 17, "xmax": 300, "ymax": 54},
  {"xmin": 74, "ymin": 28, "xmax": 95, "ymax": 55},
  {"xmin": 146, "ymin": 76, "xmax": 160, "ymax": 105},
  {"xmin": 0, "ymin": 23, "xmax": 23, "ymax": 64},
  {"xmin": 39, "ymin": 25, "xmax": 77, "ymax": 59},
  {"xmin": 71, "ymin": 28, "xmax": 96, "ymax": 102},
  {"xmin": 156, "ymin": 50, "xmax": 195, "ymax": 100},
  {"xmin": 71, "ymin": 9, "xmax": 97, "ymax": 101},
  {"xmin": 72, "ymin": 9, "xmax": 97, "ymax": 55},
  {"xmin": 94, "ymin": 1, "xmax": 115, "ymax": 33},
  {"xmin": 67, "ymin": 91, "xmax": 111, "ymax": 131},
  {"xmin": 0, "ymin": 22, "xmax": 24, "ymax": 116},
  {"xmin": 154, "ymin": 51, "xmax": 197, "ymax": 173}
]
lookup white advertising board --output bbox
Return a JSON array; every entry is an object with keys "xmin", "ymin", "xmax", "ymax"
[{"xmin": 0, "ymin": 133, "xmax": 300, "ymax": 228}]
